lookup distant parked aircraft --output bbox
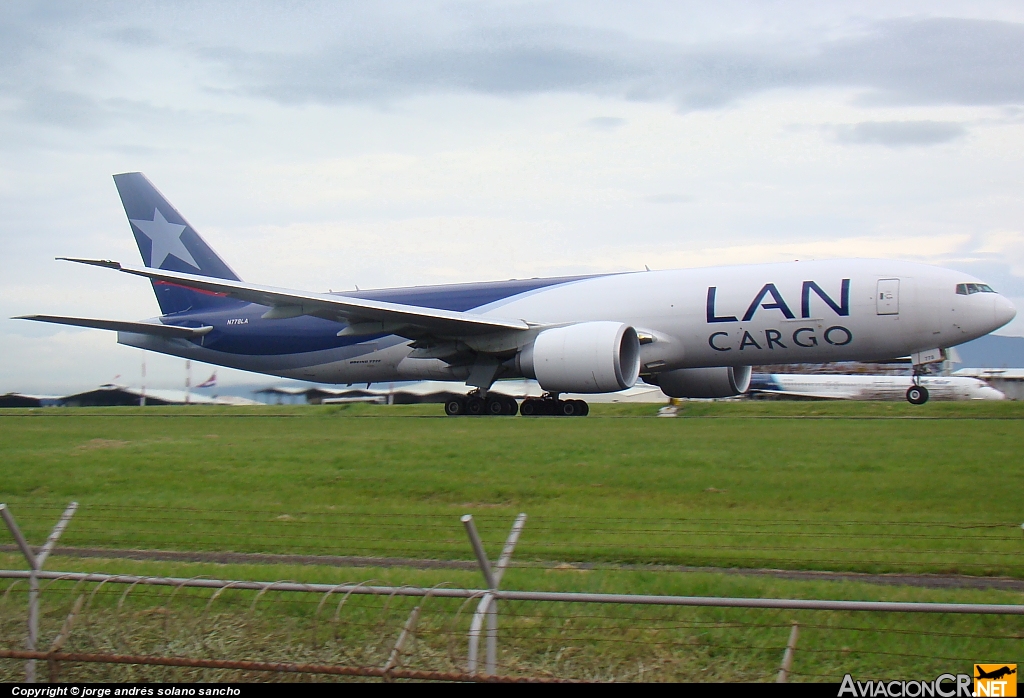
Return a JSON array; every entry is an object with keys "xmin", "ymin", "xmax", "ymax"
[
  {"xmin": 17, "ymin": 173, "xmax": 1017, "ymax": 415},
  {"xmin": 749, "ymin": 373, "xmax": 1006, "ymax": 402}
]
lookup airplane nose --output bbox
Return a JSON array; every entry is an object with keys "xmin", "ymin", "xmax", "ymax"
[{"xmin": 994, "ymin": 295, "xmax": 1017, "ymax": 329}]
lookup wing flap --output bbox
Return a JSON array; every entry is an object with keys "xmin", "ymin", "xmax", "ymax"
[
  {"xmin": 16, "ymin": 315, "xmax": 212, "ymax": 339},
  {"xmin": 59, "ymin": 258, "xmax": 532, "ymax": 337}
]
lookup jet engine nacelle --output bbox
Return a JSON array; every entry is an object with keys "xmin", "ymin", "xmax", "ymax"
[
  {"xmin": 517, "ymin": 321, "xmax": 641, "ymax": 393},
  {"xmin": 648, "ymin": 366, "xmax": 752, "ymax": 398}
]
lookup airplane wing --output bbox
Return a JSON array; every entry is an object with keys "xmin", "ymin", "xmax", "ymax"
[
  {"xmin": 15, "ymin": 315, "xmax": 213, "ymax": 339},
  {"xmin": 59, "ymin": 258, "xmax": 532, "ymax": 338}
]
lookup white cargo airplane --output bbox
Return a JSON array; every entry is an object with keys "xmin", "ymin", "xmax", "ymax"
[
  {"xmin": 17, "ymin": 173, "xmax": 1017, "ymax": 415},
  {"xmin": 749, "ymin": 374, "xmax": 1006, "ymax": 401}
]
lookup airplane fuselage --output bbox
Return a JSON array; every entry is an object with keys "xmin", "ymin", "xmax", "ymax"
[{"xmin": 118, "ymin": 259, "xmax": 1016, "ymax": 385}]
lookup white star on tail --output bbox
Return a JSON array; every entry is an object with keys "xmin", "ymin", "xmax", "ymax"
[{"xmin": 129, "ymin": 208, "xmax": 199, "ymax": 269}]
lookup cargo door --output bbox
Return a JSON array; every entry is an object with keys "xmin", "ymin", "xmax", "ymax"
[{"xmin": 876, "ymin": 279, "xmax": 899, "ymax": 315}]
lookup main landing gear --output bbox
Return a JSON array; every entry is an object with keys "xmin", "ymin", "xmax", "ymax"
[
  {"xmin": 519, "ymin": 394, "xmax": 589, "ymax": 417},
  {"xmin": 443, "ymin": 392, "xmax": 591, "ymax": 416},
  {"xmin": 444, "ymin": 392, "xmax": 519, "ymax": 417}
]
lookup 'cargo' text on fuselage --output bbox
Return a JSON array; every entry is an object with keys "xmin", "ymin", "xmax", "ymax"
[{"xmin": 705, "ymin": 280, "xmax": 852, "ymax": 353}]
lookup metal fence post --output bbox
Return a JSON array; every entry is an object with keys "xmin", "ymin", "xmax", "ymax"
[
  {"xmin": 462, "ymin": 513, "xmax": 526, "ymax": 676},
  {"xmin": 382, "ymin": 605, "xmax": 420, "ymax": 681},
  {"xmin": 776, "ymin": 622, "xmax": 800, "ymax": 683},
  {"xmin": 0, "ymin": 502, "xmax": 78, "ymax": 682}
]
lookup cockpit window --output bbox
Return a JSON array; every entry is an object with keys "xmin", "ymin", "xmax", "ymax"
[{"xmin": 956, "ymin": 283, "xmax": 996, "ymax": 295}]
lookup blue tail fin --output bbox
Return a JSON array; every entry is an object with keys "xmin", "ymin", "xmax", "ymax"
[{"xmin": 113, "ymin": 172, "xmax": 243, "ymax": 315}]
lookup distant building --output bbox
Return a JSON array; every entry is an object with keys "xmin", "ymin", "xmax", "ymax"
[
  {"xmin": 61, "ymin": 386, "xmax": 171, "ymax": 407},
  {"xmin": 253, "ymin": 387, "xmax": 310, "ymax": 405},
  {"xmin": 0, "ymin": 393, "xmax": 64, "ymax": 408},
  {"xmin": 58, "ymin": 384, "xmax": 260, "ymax": 407}
]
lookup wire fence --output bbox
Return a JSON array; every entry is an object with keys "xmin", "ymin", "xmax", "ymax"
[
  {"xmin": 1, "ymin": 573, "xmax": 1022, "ymax": 683},
  {"xmin": 0, "ymin": 502, "xmax": 1021, "ymax": 683}
]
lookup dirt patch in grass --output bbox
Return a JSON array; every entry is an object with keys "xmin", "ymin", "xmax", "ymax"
[{"xmin": 72, "ymin": 439, "xmax": 130, "ymax": 453}]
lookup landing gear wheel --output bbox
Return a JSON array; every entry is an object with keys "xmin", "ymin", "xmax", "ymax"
[
  {"xmin": 520, "ymin": 395, "xmax": 586, "ymax": 416},
  {"xmin": 485, "ymin": 397, "xmax": 505, "ymax": 416},
  {"xmin": 466, "ymin": 396, "xmax": 485, "ymax": 416},
  {"xmin": 444, "ymin": 398, "xmax": 466, "ymax": 416},
  {"xmin": 522, "ymin": 397, "xmax": 553, "ymax": 415},
  {"xmin": 906, "ymin": 385, "xmax": 929, "ymax": 405},
  {"xmin": 505, "ymin": 397, "xmax": 519, "ymax": 416}
]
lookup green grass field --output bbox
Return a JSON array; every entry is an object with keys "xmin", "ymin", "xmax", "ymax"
[
  {"xmin": 0, "ymin": 403, "xmax": 1022, "ymax": 681},
  {"xmin": 0, "ymin": 402, "xmax": 1021, "ymax": 575}
]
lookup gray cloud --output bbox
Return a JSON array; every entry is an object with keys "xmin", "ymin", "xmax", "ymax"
[
  {"xmin": 832, "ymin": 120, "xmax": 968, "ymax": 147},
  {"xmin": 823, "ymin": 18, "xmax": 1024, "ymax": 106},
  {"xmin": 14, "ymin": 88, "xmax": 105, "ymax": 129},
  {"xmin": 105, "ymin": 26, "xmax": 161, "ymax": 48},
  {"xmin": 209, "ymin": 17, "xmax": 1024, "ymax": 109},
  {"xmin": 4, "ymin": 10, "xmax": 1024, "ymax": 134},
  {"xmin": 0, "ymin": 5, "xmax": 114, "ymax": 131},
  {"xmin": 204, "ymin": 26, "xmax": 644, "ymax": 104}
]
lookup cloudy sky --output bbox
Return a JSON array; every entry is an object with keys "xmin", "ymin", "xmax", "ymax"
[{"xmin": 3, "ymin": 1, "xmax": 1024, "ymax": 393}]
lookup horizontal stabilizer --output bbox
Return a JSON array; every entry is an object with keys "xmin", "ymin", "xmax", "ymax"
[
  {"xmin": 57, "ymin": 257, "xmax": 122, "ymax": 269},
  {"xmin": 15, "ymin": 315, "xmax": 213, "ymax": 339},
  {"xmin": 59, "ymin": 258, "xmax": 532, "ymax": 338}
]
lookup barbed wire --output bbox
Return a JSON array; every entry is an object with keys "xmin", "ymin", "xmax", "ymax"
[
  {"xmin": 1, "ymin": 500, "xmax": 1020, "ymax": 681},
  {"xmin": 7, "ymin": 577, "xmax": 1024, "ymax": 629},
  {"xmin": 0, "ymin": 583, "xmax": 1016, "ymax": 683}
]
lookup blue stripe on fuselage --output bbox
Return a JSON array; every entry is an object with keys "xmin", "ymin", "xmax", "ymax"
[
  {"xmin": 161, "ymin": 274, "xmax": 603, "ymax": 356},
  {"xmin": 342, "ymin": 275, "xmax": 600, "ymax": 311}
]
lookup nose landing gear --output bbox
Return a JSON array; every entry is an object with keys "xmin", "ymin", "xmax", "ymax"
[
  {"xmin": 906, "ymin": 384, "xmax": 929, "ymax": 405},
  {"xmin": 906, "ymin": 367, "xmax": 930, "ymax": 405}
]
